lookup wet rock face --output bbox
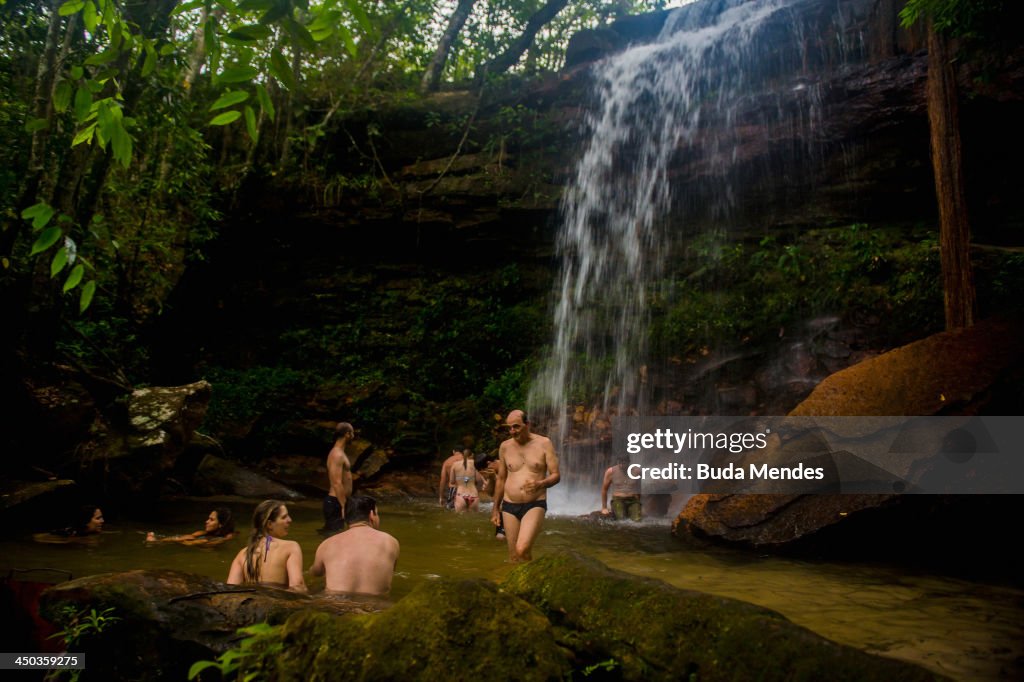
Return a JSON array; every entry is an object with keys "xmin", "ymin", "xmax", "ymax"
[
  {"xmin": 76, "ymin": 381, "xmax": 213, "ymax": 504},
  {"xmin": 677, "ymin": 316, "xmax": 1024, "ymax": 549}
]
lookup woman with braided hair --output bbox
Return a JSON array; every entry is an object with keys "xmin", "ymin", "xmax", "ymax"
[{"xmin": 226, "ymin": 500, "xmax": 306, "ymax": 592}]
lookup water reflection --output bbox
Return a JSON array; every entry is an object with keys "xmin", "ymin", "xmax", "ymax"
[{"xmin": 3, "ymin": 497, "xmax": 1021, "ymax": 680}]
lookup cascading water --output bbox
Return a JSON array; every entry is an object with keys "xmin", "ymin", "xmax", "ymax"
[{"xmin": 529, "ymin": 0, "xmax": 858, "ymax": 515}]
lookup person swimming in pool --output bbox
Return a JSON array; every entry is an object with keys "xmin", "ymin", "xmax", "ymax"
[
  {"xmin": 145, "ymin": 507, "xmax": 236, "ymax": 546},
  {"xmin": 490, "ymin": 410, "xmax": 560, "ymax": 562},
  {"xmin": 33, "ymin": 505, "xmax": 105, "ymax": 544}
]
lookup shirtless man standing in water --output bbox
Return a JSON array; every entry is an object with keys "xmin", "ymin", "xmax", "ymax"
[
  {"xmin": 490, "ymin": 410, "xmax": 560, "ymax": 562},
  {"xmin": 324, "ymin": 422, "xmax": 354, "ymax": 534}
]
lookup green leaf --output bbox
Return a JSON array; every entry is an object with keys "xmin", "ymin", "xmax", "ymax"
[
  {"xmin": 255, "ymin": 83, "xmax": 275, "ymax": 121},
  {"xmin": 74, "ymin": 86, "xmax": 92, "ymax": 122},
  {"xmin": 141, "ymin": 45, "xmax": 157, "ymax": 77},
  {"xmin": 259, "ymin": 0, "xmax": 291, "ymax": 24},
  {"xmin": 238, "ymin": 0, "xmax": 275, "ymax": 11},
  {"xmin": 188, "ymin": 661, "xmax": 221, "ymax": 680},
  {"xmin": 84, "ymin": 49, "xmax": 118, "ymax": 66},
  {"xmin": 54, "ymin": 80, "xmax": 73, "ymax": 112},
  {"xmin": 286, "ymin": 17, "xmax": 316, "ymax": 51},
  {"xmin": 79, "ymin": 280, "xmax": 97, "ymax": 312},
  {"xmin": 51, "ymin": 247, "xmax": 69, "ymax": 277},
  {"xmin": 310, "ymin": 26, "xmax": 334, "ymax": 42},
  {"xmin": 344, "ymin": 0, "xmax": 373, "ymax": 35},
  {"xmin": 24, "ymin": 118, "xmax": 49, "ymax": 133},
  {"xmin": 227, "ymin": 24, "xmax": 273, "ymax": 42},
  {"xmin": 269, "ymin": 50, "xmax": 296, "ymax": 91},
  {"xmin": 72, "ymin": 122, "xmax": 97, "ymax": 146},
  {"xmin": 63, "ymin": 264, "xmax": 84, "ymax": 293},
  {"xmin": 111, "ymin": 122, "xmax": 132, "ymax": 168},
  {"xmin": 209, "ymin": 110, "xmax": 242, "ymax": 126},
  {"xmin": 58, "ymin": 0, "xmax": 85, "ymax": 16},
  {"xmin": 338, "ymin": 24, "xmax": 356, "ymax": 57},
  {"xmin": 70, "ymin": 65, "xmax": 84, "ymax": 80},
  {"xmin": 210, "ymin": 90, "xmax": 249, "ymax": 111},
  {"xmin": 31, "ymin": 227, "xmax": 62, "ymax": 256},
  {"xmin": 244, "ymin": 105, "xmax": 258, "ymax": 141},
  {"xmin": 82, "ymin": 0, "xmax": 98, "ymax": 32},
  {"xmin": 217, "ymin": 66, "xmax": 259, "ymax": 83},
  {"xmin": 171, "ymin": 0, "xmax": 205, "ymax": 16},
  {"xmin": 22, "ymin": 202, "xmax": 55, "ymax": 230}
]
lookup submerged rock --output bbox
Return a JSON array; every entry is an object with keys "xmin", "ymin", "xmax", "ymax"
[{"xmin": 503, "ymin": 551, "xmax": 941, "ymax": 681}]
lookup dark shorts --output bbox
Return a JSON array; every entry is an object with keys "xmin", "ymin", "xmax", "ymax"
[
  {"xmin": 322, "ymin": 495, "xmax": 344, "ymax": 533},
  {"xmin": 444, "ymin": 486, "xmax": 456, "ymax": 510},
  {"xmin": 501, "ymin": 499, "xmax": 547, "ymax": 522}
]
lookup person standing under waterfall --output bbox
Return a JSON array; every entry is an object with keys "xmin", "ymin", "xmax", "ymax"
[
  {"xmin": 601, "ymin": 457, "xmax": 642, "ymax": 521},
  {"xmin": 324, "ymin": 422, "xmax": 354, "ymax": 535},
  {"xmin": 491, "ymin": 410, "xmax": 560, "ymax": 562}
]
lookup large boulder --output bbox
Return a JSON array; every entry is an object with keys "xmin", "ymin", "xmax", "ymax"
[
  {"xmin": 236, "ymin": 579, "xmax": 571, "ymax": 681},
  {"xmin": 191, "ymin": 454, "xmax": 304, "ymax": 499},
  {"xmin": 38, "ymin": 570, "xmax": 383, "ymax": 681},
  {"xmin": 76, "ymin": 381, "xmax": 213, "ymax": 504},
  {"xmin": 502, "ymin": 551, "xmax": 941, "ymax": 681},
  {"xmin": 677, "ymin": 316, "xmax": 1024, "ymax": 550}
]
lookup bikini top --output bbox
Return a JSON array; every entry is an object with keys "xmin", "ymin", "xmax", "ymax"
[{"xmin": 450, "ymin": 458, "xmax": 476, "ymax": 486}]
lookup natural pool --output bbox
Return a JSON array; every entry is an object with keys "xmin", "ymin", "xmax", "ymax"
[{"xmin": 4, "ymin": 496, "xmax": 1022, "ymax": 681}]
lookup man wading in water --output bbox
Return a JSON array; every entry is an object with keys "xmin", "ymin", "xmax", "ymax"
[
  {"xmin": 491, "ymin": 410, "xmax": 560, "ymax": 562},
  {"xmin": 324, "ymin": 422, "xmax": 354, "ymax": 534}
]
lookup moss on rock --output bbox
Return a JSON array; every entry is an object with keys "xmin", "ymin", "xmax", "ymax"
[
  {"xmin": 502, "ymin": 551, "xmax": 945, "ymax": 681},
  {"xmin": 242, "ymin": 578, "xmax": 571, "ymax": 681}
]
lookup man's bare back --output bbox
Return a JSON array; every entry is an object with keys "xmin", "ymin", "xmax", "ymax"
[{"xmin": 311, "ymin": 495, "xmax": 399, "ymax": 595}]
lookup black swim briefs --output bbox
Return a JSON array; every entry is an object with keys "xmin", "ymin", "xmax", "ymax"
[{"xmin": 500, "ymin": 499, "xmax": 547, "ymax": 521}]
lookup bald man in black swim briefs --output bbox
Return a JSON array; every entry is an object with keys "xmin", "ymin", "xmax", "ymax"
[{"xmin": 490, "ymin": 409, "xmax": 560, "ymax": 562}]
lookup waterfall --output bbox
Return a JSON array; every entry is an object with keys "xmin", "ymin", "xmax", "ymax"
[{"xmin": 529, "ymin": 0, "xmax": 850, "ymax": 515}]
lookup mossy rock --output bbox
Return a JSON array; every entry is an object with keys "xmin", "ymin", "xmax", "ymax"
[
  {"xmin": 241, "ymin": 578, "xmax": 571, "ymax": 681},
  {"xmin": 502, "ymin": 551, "xmax": 945, "ymax": 681}
]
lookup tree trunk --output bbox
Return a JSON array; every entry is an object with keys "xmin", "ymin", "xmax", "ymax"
[
  {"xmin": 477, "ymin": 0, "xmax": 569, "ymax": 81},
  {"xmin": 18, "ymin": 0, "xmax": 63, "ymax": 214},
  {"xmin": 926, "ymin": 22, "xmax": 975, "ymax": 329},
  {"xmin": 421, "ymin": 0, "xmax": 478, "ymax": 93}
]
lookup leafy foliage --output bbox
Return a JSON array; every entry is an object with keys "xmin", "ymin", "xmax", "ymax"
[
  {"xmin": 187, "ymin": 622, "xmax": 281, "ymax": 681},
  {"xmin": 651, "ymin": 224, "xmax": 949, "ymax": 357}
]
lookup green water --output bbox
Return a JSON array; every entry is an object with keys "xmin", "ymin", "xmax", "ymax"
[{"xmin": 4, "ymin": 497, "xmax": 1022, "ymax": 681}]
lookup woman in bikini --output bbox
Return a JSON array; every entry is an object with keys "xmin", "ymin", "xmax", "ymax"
[
  {"xmin": 146, "ymin": 507, "xmax": 236, "ymax": 546},
  {"xmin": 226, "ymin": 500, "xmax": 306, "ymax": 592},
  {"xmin": 450, "ymin": 449, "xmax": 484, "ymax": 512}
]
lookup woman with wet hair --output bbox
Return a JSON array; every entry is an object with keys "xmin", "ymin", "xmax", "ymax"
[
  {"xmin": 33, "ymin": 505, "xmax": 104, "ymax": 544},
  {"xmin": 226, "ymin": 500, "xmax": 306, "ymax": 591},
  {"xmin": 146, "ymin": 507, "xmax": 236, "ymax": 546}
]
